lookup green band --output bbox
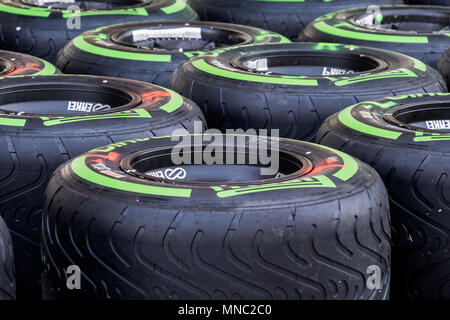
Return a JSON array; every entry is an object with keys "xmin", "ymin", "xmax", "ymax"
[
  {"xmin": 71, "ymin": 156, "xmax": 192, "ymax": 198},
  {"xmin": 161, "ymin": 0, "xmax": 186, "ymax": 14},
  {"xmin": 73, "ymin": 35, "xmax": 172, "ymax": 62},
  {"xmin": 314, "ymin": 21, "xmax": 429, "ymax": 44},
  {"xmin": 62, "ymin": 8, "xmax": 148, "ymax": 18},
  {"xmin": 0, "ymin": 3, "xmax": 50, "ymax": 17},
  {"xmin": 338, "ymin": 104, "xmax": 402, "ymax": 139},
  {"xmin": 192, "ymin": 59, "xmax": 318, "ymax": 86},
  {"xmin": 35, "ymin": 58, "xmax": 57, "ymax": 76},
  {"xmin": 0, "ymin": 117, "xmax": 26, "ymax": 127},
  {"xmin": 159, "ymin": 88, "xmax": 184, "ymax": 113},
  {"xmin": 310, "ymin": 143, "xmax": 359, "ymax": 181}
]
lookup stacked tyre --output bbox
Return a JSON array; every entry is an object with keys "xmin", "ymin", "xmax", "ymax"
[
  {"xmin": 0, "ymin": 0, "xmax": 449, "ymax": 301},
  {"xmin": 0, "ymin": 75, "xmax": 205, "ymax": 298},
  {"xmin": 316, "ymin": 93, "xmax": 450, "ymax": 300},
  {"xmin": 42, "ymin": 135, "xmax": 391, "ymax": 300},
  {"xmin": 0, "ymin": 0, "xmax": 199, "ymax": 62},
  {"xmin": 55, "ymin": 21, "xmax": 290, "ymax": 87}
]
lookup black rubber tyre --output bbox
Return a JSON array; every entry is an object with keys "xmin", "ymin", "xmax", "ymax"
[
  {"xmin": 186, "ymin": 0, "xmax": 402, "ymax": 41},
  {"xmin": 0, "ymin": 50, "xmax": 58, "ymax": 77},
  {"xmin": 299, "ymin": 5, "xmax": 450, "ymax": 68},
  {"xmin": 437, "ymin": 49, "xmax": 450, "ymax": 88},
  {"xmin": 316, "ymin": 93, "xmax": 450, "ymax": 300},
  {"xmin": 0, "ymin": 74, "xmax": 205, "ymax": 298},
  {"xmin": 0, "ymin": 0, "xmax": 198, "ymax": 63},
  {"xmin": 171, "ymin": 42, "xmax": 446, "ymax": 141},
  {"xmin": 42, "ymin": 135, "xmax": 391, "ymax": 300},
  {"xmin": 56, "ymin": 21, "xmax": 290, "ymax": 88},
  {"xmin": 0, "ymin": 216, "xmax": 15, "ymax": 300}
]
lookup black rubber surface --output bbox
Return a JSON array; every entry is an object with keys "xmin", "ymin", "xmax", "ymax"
[
  {"xmin": 0, "ymin": 216, "xmax": 15, "ymax": 300},
  {"xmin": 171, "ymin": 42, "xmax": 446, "ymax": 141},
  {"xmin": 0, "ymin": 0, "xmax": 198, "ymax": 63},
  {"xmin": 299, "ymin": 5, "xmax": 450, "ymax": 68},
  {"xmin": 0, "ymin": 50, "xmax": 58, "ymax": 77},
  {"xmin": 0, "ymin": 75, "xmax": 205, "ymax": 298},
  {"xmin": 42, "ymin": 136, "xmax": 391, "ymax": 300},
  {"xmin": 187, "ymin": 0, "xmax": 402, "ymax": 41},
  {"xmin": 437, "ymin": 48, "xmax": 450, "ymax": 88},
  {"xmin": 56, "ymin": 21, "xmax": 289, "ymax": 88},
  {"xmin": 316, "ymin": 93, "xmax": 450, "ymax": 300}
]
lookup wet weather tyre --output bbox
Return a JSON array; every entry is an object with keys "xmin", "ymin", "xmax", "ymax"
[
  {"xmin": 316, "ymin": 93, "xmax": 450, "ymax": 300},
  {"xmin": 437, "ymin": 49, "xmax": 450, "ymax": 88},
  {"xmin": 42, "ymin": 136, "xmax": 391, "ymax": 300},
  {"xmin": 0, "ymin": 0, "xmax": 198, "ymax": 63},
  {"xmin": 0, "ymin": 50, "xmax": 58, "ymax": 77},
  {"xmin": 56, "ymin": 21, "xmax": 289, "ymax": 88},
  {"xmin": 0, "ymin": 75, "xmax": 205, "ymax": 298},
  {"xmin": 171, "ymin": 42, "xmax": 446, "ymax": 141},
  {"xmin": 186, "ymin": 0, "xmax": 402, "ymax": 41},
  {"xmin": 299, "ymin": 5, "xmax": 450, "ymax": 68},
  {"xmin": 0, "ymin": 216, "xmax": 15, "ymax": 300}
]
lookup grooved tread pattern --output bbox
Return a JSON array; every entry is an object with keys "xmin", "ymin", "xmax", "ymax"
[
  {"xmin": 0, "ymin": 3, "xmax": 199, "ymax": 63},
  {"xmin": 42, "ymin": 164, "xmax": 391, "ymax": 300},
  {"xmin": 0, "ymin": 110, "xmax": 205, "ymax": 298},
  {"xmin": 316, "ymin": 125, "xmax": 450, "ymax": 300},
  {"xmin": 437, "ymin": 49, "xmax": 450, "ymax": 89},
  {"xmin": 0, "ymin": 216, "xmax": 15, "ymax": 300},
  {"xmin": 187, "ymin": 0, "xmax": 402, "ymax": 40},
  {"xmin": 171, "ymin": 66, "xmax": 446, "ymax": 141}
]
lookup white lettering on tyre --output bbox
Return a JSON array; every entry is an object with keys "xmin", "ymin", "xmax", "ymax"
[
  {"xmin": 426, "ymin": 120, "xmax": 450, "ymax": 130},
  {"xmin": 322, "ymin": 67, "xmax": 355, "ymax": 76},
  {"xmin": 67, "ymin": 101, "xmax": 111, "ymax": 113},
  {"xmin": 146, "ymin": 167, "xmax": 187, "ymax": 180}
]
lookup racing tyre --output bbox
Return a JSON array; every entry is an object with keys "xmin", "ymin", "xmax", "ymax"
[
  {"xmin": 171, "ymin": 42, "xmax": 446, "ymax": 141},
  {"xmin": 0, "ymin": 216, "xmax": 15, "ymax": 300},
  {"xmin": 316, "ymin": 93, "xmax": 450, "ymax": 300},
  {"xmin": 56, "ymin": 21, "xmax": 289, "ymax": 88},
  {"xmin": 42, "ymin": 135, "xmax": 391, "ymax": 300},
  {"xmin": 0, "ymin": 74, "xmax": 205, "ymax": 298},
  {"xmin": 0, "ymin": 0, "xmax": 198, "ymax": 63},
  {"xmin": 0, "ymin": 50, "xmax": 58, "ymax": 77},
  {"xmin": 186, "ymin": 0, "xmax": 402, "ymax": 41},
  {"xmin": 299, "ymin": 5, "xmax": 450, "ymax": 68}
]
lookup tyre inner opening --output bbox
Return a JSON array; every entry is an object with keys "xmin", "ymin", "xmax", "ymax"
[
  {"xmin": 386, "ymin": 104, "xmax": 450, "ymax": 132},
  {"xmin": 354, "ymin": 9, "xmax": 450, "ymax": 33},
  {"xmin": 0, "ymin": 85, "xmax": 135, "ymax": 116},
  {"xmin": 234, "ymin": 52, "xmax": 380, "ymax": 76},
  {"xmin": 122, "ymin": 147, "xmax": 311, "ymax": 185},
  {"xmin": 21, "ymin": 0, "xmax": 147, "ymax": 10},
  {"xmin": 112, "ymin": 26, "xmax": 252, "ymax": 52}
]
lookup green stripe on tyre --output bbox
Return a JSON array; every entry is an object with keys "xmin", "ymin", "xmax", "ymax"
[
  {"xmin": 314, "ymin": 21, "xmax": 429, "ymax": 44},
  {"xmin": 73, "ymin": 35, "xmax": 172, "ymax": 62},
  {"xmin": 35, "ymin": 58, "xmax": 57, "ymax": 75},
  {"xmin": 161, "ymin": 0, "xmax": 186, "ymax": 14},
  {"xmin": 71, "ymin": 156, "xmax": 192, "ymax": 198},
  {"xmin": 159, "ymin": 88, "xmax": 184, "ymax": 113},
  {"xmin": 0, "ymin": 117, "xmax": 26, "ymax": 127},
  {"xmin": 307, "ymin": 142, "xmax": 359, "ymax": 182},
  {"xmin": 338, "ymin": 104, "xmax": 402, "ymax": 139},
  {"xmin": 192, "ymin": 59, "xmax": 318, "ymax": 86},
  {"xmin": 62, "ymin": 8, "xmax": 148, "ymax": 18},
  {"xmin": 0, "ymin": 3, "xmax": 51, "ymax": 17}
]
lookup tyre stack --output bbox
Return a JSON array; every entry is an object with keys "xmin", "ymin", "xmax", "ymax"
[{"xmin": 0, "ymin": 0, "xmax": 448, "ymax": 301}]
